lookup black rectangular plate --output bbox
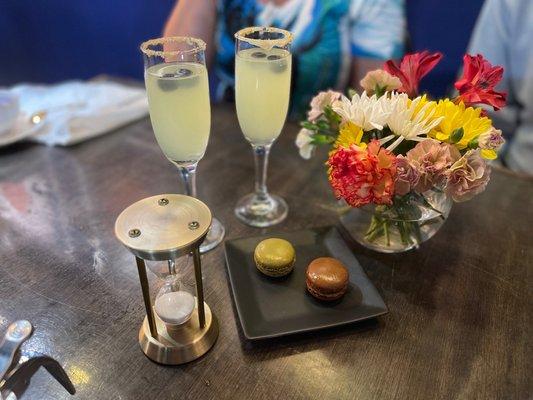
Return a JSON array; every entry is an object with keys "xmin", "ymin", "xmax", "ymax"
[{"xmin": 224, "ymin": 226, "xmax": 388, "ymax": 340}]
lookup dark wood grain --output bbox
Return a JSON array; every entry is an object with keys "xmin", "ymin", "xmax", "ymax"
[{"xmin": 0, "ymin": 103, "xmax": 531, "ymax": 400}]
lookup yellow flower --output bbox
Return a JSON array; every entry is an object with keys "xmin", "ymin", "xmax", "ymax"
[
  {"xmin": 429, "ymin": 100, "xmax": 492, "ymax": 151},
  {"xmin": 480, "ymin": 149, "xmax": 497, "ymax": 160},
  {"xmin": 334, "ymin": 122, "xmax": 366, "ymax": 149},
  {"xmin": 408, "ymin": 94, "xmax": 432, "ymax": 117}
]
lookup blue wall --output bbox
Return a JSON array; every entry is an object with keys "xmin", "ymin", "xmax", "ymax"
[
  {"xmin": 0, "ymin": 0, "xmax": 175, "ymax": 85},
  {"xmin": 407, "ymin": 0, "xmax": 484, "ymax": 97},
  {"xmin": 0, "ymin": 0, "xmax": 484, "ymax": 97}
]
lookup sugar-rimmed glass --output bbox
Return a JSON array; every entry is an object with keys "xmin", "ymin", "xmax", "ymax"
[
  {"xmin": 234, "ymin": 27, "xmax": 293, "ymax": 227},
  {"xmin": 141, "ymin": 36, "xmax": 224, "ymax": 252}
]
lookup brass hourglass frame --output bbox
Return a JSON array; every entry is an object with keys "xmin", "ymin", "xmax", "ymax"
[
  {"xmin": 115, "ymin": 194, "xmax": 218, "ymax": 365},
  {"xmin": 133, "ymin": 235, "xmax": 207, "ymax": 336}
]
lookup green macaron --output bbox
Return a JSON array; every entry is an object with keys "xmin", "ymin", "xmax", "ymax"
[{"xmin": 254, "ymin": 238, "xmax": 295, "ymax": 277}]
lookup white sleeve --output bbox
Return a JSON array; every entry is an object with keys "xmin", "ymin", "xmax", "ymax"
[
  {"xmin": 468, "ymin": 0, "xmax": 516, "ymax": 133},
  {"xmin": 468, "ymin": 0, "xmax": 510, "ymax": 79},
  {"xmin": 350, "ymin": 0, "xmax": 405, "ymax": 60}
]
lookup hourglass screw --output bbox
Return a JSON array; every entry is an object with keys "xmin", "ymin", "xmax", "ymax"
[
  {"xmin": 128, "ymin": 228, "xmax": 141, "ymax": 238},
  {"xmin": 158, "ymin": 198, "xmax": 169, "ymax": 206},
  {"xmin": 188, "ymin": 221, "xmax": 199, "ymax": 230}
]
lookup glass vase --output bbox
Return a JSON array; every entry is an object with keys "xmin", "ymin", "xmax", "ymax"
[{"xmin": 340, "ymin": 189, "xmax": 452, "ymax": 253}]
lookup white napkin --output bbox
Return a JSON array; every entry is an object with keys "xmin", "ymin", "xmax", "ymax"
[{"xmin": 9, "ymin": 80, "xmax": 148, "ymax": 146}]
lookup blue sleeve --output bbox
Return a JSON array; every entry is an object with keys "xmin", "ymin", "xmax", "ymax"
[{"xmin": 350, "ymin": 0, "xmax": 405, "ymax": 60}]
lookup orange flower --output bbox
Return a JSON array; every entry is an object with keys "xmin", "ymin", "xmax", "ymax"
[{"xmin": 327, "ymin": 140, "xmax": 397, "ymax": 207}]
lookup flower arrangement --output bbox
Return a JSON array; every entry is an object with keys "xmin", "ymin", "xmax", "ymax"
[{"xmin": 297, "ymin": 52, "xmax": 506, "ymax": 252}]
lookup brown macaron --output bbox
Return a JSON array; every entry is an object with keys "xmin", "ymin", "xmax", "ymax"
[{"xmin": 306, "ymin": 257, "xmax": 349, "ymax": 301}]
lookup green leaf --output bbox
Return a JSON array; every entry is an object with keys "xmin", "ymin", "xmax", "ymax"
[
  {"xmin": 450, "ymin": 127, "xmax": 464, "ymax": 143},
  {"xmin": 323, "ymin": 105, "xmax": 334, "ymax": 117},
  {"xmin": 323, "ymin": 105, "xmax": 341, "ymax": 124},
  {"xmin": 375, "ymin": 85, "xmax": 386, "ymax": 98},
  {"xmin": 311, "ymin": 134, "xmax": 335, "ymax": 145},
  {"xmin": 300, "ymin": 121, "xmax": 318, "ymax": 131},
  {"xmin": 316, "ymin": 120, "xmax": 330, "ymax": 130},
  {"xmin": 468, "ymin": 137, "xmax": 479, "ymax": 149}
]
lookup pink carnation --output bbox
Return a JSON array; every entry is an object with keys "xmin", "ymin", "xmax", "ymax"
[
  {"xmin": 478, "ymin": 127, "xmax": 505, "ymax": 151},
  {"xmin": 328, "ymin": 140, "xmax": 397, "ymax": 207},
  {"xmin": 308, "ymin": 90, "xmax": 342, "ymax": 121},
  {"xmin": 360, "ymin": 69, "xmax": 402, "ymax": 95},
  {"xmin": 406, "ymin": 139, "xmax": 461, "ymax": 192},
  {"xmin": 445, "ymin": 150, "xmax": 491, "ymax": 202},
  {"xmin": 394, "ymin": 155, "xmax": 420, "ymax": 196}
]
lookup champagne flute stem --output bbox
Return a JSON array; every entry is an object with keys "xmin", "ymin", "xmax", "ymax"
[
  {"xmin": 253, "ymin": 144, "xmax": 271, "ymax": 200},
  {"xmin": 167, "ymin": 259, "xmax": 176, "ymax": 275},
  {"xmin": 178, "ymin": 164, "xmax": 198, "ymax": 198}
]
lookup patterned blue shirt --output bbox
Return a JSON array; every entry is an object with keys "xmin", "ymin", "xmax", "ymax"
[{"xmin": 214, "ymin": 0, "xmax": 405, "ymax": 115}]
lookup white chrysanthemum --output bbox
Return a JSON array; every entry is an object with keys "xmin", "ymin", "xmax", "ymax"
[
  {"xmin": 380, "ymin": 93, "xmax": 444, "ymax": 151},
  {"xmin": 332, "ymin": 91, "xmax": 391, "ymax": 131}
]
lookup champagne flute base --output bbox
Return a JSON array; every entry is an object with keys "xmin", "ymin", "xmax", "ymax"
[
  {"xmin": 234, "ymin": 193, "xmax": 288, "ymax": 228},
  {"xmin": 199, "ymin": 217, "xmax": 225, "ymax": 253}
]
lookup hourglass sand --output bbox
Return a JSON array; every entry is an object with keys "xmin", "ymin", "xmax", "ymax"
[{"xmin": 115, "ymin": 194, "xmax": 218, "ymax": 364}]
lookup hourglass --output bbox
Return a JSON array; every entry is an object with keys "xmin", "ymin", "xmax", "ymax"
[{"xmin": 114, "ymin": 194, "xmax": 218, "ymax": 364}]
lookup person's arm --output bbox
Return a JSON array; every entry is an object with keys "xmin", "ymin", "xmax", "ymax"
[
  {"xmin": 468, "ymin": 0, "xmax": 508, "ymax": 81},
  {"xmin": 349, "ymin": 0, "xmax": 405, "ymax": 89},
  {"xmin": 350, "ymin": 58, "xmax": 388, "ymax": 89},
  {"xmin": 467, "ymin": 0, "xmax": 515, "ymax": 133},
  {"xmin": 163, "ymin": 0, "xmax": 218, "ymax": 66}
]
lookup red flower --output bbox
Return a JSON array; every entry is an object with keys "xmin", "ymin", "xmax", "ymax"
[
  {"xmin": 454, "ymin": 54, "xmax": 506, "ymax": 110},
  {"xmin": 327, "ymin": 140, "xmax": 397, "ymax": 208},
  {"xmin": 383, "ymin": 51, "xmax": 443, "ymax": 98}
]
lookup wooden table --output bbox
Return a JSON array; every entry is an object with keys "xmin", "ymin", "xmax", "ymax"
[{"xmin": 0, "ymin": 104, "xmax": 530, "ymax": 400}]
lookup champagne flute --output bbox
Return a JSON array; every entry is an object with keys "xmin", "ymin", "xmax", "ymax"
[
  {"xmin": 140, "ymin": 36, "xmax": 225, "ymax": 252},
  {"xmin": 234, "ymin": 27, "xmax": 293, "ymax": 227}
]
